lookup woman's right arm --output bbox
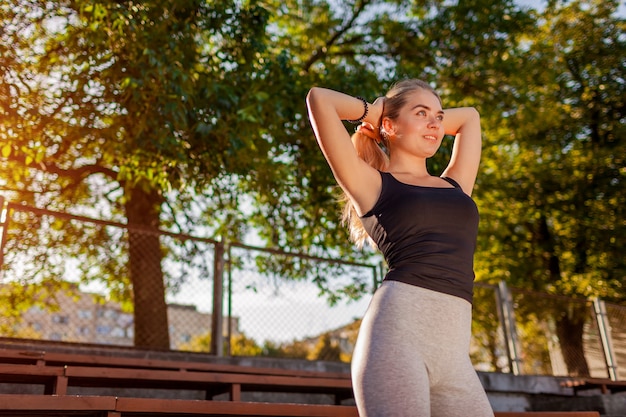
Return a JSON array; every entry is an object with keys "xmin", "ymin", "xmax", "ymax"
[{"xmin": 306, "ymin": 87, "xmax": 382, "ymax": 216}]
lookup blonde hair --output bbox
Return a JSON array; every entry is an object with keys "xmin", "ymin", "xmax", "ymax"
[{"xmin": 341, "ymin": 79, "xmax": 441, "ymax": 248}]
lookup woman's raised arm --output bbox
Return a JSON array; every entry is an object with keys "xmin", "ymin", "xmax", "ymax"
[
  {"xmin": 306, "ymin": 87, "xmax": 383, "ymax": 215},
  {"xmin": 440, "ymin": 107, "xmax": 482, "ymax": 196}
]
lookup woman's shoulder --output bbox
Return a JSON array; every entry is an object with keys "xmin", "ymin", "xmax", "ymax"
[{"xmin": 441, "ymin": 176, "xmax": 461, "ymax": 188}]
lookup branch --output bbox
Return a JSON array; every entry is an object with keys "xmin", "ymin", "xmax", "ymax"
[
  {"xmin": 7, "ymin": 151, "xmax": 118, "ymax": 184},
  {"xmin": 302, "ymin": 0, "xmax": 370, "ymax": 73},
  {"xmin": 46, "ymin": 160, "xmax": 118, "ymax": 182}
]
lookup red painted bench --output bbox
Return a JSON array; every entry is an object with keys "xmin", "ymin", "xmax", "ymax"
[
  {"xmin": 0, "ymin": 362, "xmax": 353, "ymax": 404},
  {"xmin": 0, "ymin": 394, "xmax": 602, "ymax": 417},
  {"xmin": 0, "ymin": 394, "xmax": 358, "ymax": 417},
  {"xmin": 0, "ymin": 347, "xmax": 350, "ymax": 378},
  {"xmin": 0, "ymin": 347, "xmax": 603, "ymax": 417},
  {"xmin": 0, "ymin": 394, "xmax": 117, "ymax": 416},
  {"xmin": 495, "ymin": 413, "xmax": 600, "ymax": 417},
  {"xmin": 61, "ymin": 364, "xmax": 353, "ymax": 403},
  {"xmin": 0, "ymin": 363, "xmax": 66, "ymax": 394},
  {"xmin": 561, "ymin": 377, "xmax": 626, "ymax": 395},
  {"xmin": 0, "ymin": 346, "xmax": 353, "ymax": 403}
]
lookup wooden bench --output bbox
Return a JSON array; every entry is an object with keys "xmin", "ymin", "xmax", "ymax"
[
  {"xmin": 0, "ymin": 362, "xmax": 353, "ymax": 404},
  {"xmin": 0, "ymin": 347, "xmax": 351, "ymax": 379},
  {"xmin": 0, "ymin": 394, "xmax": 117, "ymax": 416},
  {"xmin": 0, "ymin": 394, "xmax": 602, "ymax": 417},
  {"xmin": 0, "ymin": 347, "xmax": 604, "ymax": 417},
  {"xmin": 561, "ymin": 377, "xmax": 626, "ymax": 395},
  {"xmin": 0, "ymin": 348, "xmax": 46, "ymax": 366},
  {"xmin": 0, "ymin": 346, "xmax": 354, "ymax": 403},
  {"xmin": 495, "ymin": 413, "xmax": 600, "ymax": 417},
  {"xmin": 0, "ymin": 364, "xmax": 67, "ymax": 395},
  {"xmin": 61, "ymin": 364, "xmax": 353, "ymax": 403},
  {"xmin": 115, "ymin": 397, "xmax": 359, "ymax": 416},
  {"xmin": 0, "ymin": 394, "xmax": 358, "ymax": 417}
]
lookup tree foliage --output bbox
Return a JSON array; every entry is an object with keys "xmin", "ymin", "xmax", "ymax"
[
  {"xmin": 1, "ymin": 0, "xmax": 287, "ymax": 348},
  {"xmin": 0, "ymin": 0, "xmax": 624, "ymax": 373},
  {"xmin": 472, "ymin": 0, "xmax": 625, "ymax": 375}
]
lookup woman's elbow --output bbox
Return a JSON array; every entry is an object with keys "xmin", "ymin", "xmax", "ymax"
[{"xmin": 306, "ymin": 87, "xmax": 323, "ymax": 107}]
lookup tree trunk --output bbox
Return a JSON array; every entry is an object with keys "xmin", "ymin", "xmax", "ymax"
[
  {"xmin": 536, "ymin": 215, "xmax": 590, "ymax": 376},
  {"xmin": 555, "ymin": 309, "xmax": 590, "ymax": 377},
  {"xmin": 125, "ymin": 185, "xmax": 170, "ymax": 349}
]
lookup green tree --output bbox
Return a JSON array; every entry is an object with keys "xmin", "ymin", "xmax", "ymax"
[
  {"xmin": 263, "ymin": 339, "xmax": 310, "ymax": 359},
  {"xmin": 180, "ymin": 332, "xmax": 262, "ymax": 356},
  {"xmin": 354, "ymin": 0, "xmax": 625, "ymax": 375},
  {"xmin": 0, "ymin": 0, "xmax": 285, "ymax": 348},
  {"xmin": 474, "ymin": 0, "xmax": 626, "ymax": 375},
  {"xmin": 1, "ymin": 0, "xmax": 393, "ymax": 348},
  {"xmin": 309, "ymin": 332, "xmax": 342, "ymax": 362}
]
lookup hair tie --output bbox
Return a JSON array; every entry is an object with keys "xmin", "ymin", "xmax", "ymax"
[{"xmin": 346, "ymin": 97, "xmax": 368, "ymax": 124}]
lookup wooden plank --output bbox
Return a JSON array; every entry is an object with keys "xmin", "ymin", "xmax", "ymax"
[
  {"xmin": 0, "ymin": 364, "xmax": 64, "ymax": 377},
  {"xmin": 64, "ymin": 365, "xmax": 352, "ymax": 388},
  {"xmin": 115, "ymin": 397, "xmax": 359, "ymax": 417},
  {"xmin": 230, "ymin": 383, "xmax": 242, "ymax": 402},
  {"xmin": 0, "ymin": 348, "xmax": 45, "ymax": 365},
  {"xmin": 561, "ymin": 377, "xmax": 626, "ymax": 394},
  {"xmin": 63, "ymin": 365, "xmax": 352, "ymax": 398},
  {"xmin": 0, "ymin": 364, "xmax": 67, "ymax": 394},
  {"xmin": 0, "ymin": 393, "xmax": 116, "ymax": 411},
  {"xmin": 0, "ymin": 346, "xmax": 351, "ymax": 382},
  {"xmin": 51, "ymin": 374, "xmax": 69, "ymax": 396},
  {"xmin": 42, "ymin": 350, "xmax": 351, "ymax": 379},
  {"xmin": 0, "ymin": 393, "xmax": 601, "ymax": 417},
  {"xmin": 495, "ymin": 413, "xmax": 600, "ymax": 417}
]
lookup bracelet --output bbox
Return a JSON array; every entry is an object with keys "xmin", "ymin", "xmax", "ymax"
[{"xmin": 346, "ymin": 96, "xmax": 368, "ymax": 124}]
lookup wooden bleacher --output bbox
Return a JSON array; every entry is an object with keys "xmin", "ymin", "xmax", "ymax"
[
  {"xmin": 0, "ymin": 347, "xmax": 353, "ymax": 403},
  {"xmin": 496, "ymin": 414, "xmax": 600, "ymax": 417},
  {"xmin": 0, "ymin": 346, "xmax": 603, "ymax": 417},
  {"xmin": 560, "ymin": 376, "xmax": 626, "ymax": 395},
  {"xmin": 0, "ymin": 394, "xmax": 358, "ymax": 416},
  {"xmin": 0, "ymin": 394, "xmax": 602, "ymax": 417}
]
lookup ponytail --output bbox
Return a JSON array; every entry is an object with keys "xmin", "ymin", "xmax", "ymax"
[
  {"xmin": 340, "ymin": 79, "xmax": 438, "ymax": 248},
  {"xmin": 341, "ymin": 129, "xmax": 389, "ymax": 248}
]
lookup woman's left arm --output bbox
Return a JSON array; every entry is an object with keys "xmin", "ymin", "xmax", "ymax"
[{"xmin": 440, "ymin": 107, "xmax": 481, "ymax": 196}]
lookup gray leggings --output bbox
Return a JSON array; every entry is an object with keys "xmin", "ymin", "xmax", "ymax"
[{"xmin": 351, "ymin": 280, "xmax": 494, "ymax": 417}]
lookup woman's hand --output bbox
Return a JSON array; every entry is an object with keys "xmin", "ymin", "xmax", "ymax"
[
  {"xmin": 356, "ymin": 122, "xmax": 381, "ymax": 143},
  {"xmin": 367, "ymin": 96, "xmax": 385, "ymax": 128}
]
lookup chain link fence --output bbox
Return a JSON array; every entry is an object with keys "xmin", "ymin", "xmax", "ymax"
[
  {"xmin": 470, "ymin": 284, "xmax": 508, "ymax": 373},
  {"xmin": 509, "ymin": 289, "xmax": 606, "ymax": 377},
  {"xmin": 0, "ymin": 200, "xmax": 219, "ymax": 350},
  {"xmin": 606, "ymin": 302, "xmax": 626, "ymax": 379},
  {"xmin": 224, "ymin": 243, "xmax": 378, "ymax": 361},
  {"xmin": 0, "ymin": 199, "xmax": 625, "ymax": 379}
]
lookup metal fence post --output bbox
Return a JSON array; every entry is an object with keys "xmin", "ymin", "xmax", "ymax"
[
  {"xmin": 211, "ymin": 240, "xmax": 225, "ymax": 356},
  {"xmin": 225, "ymin": 245, "xmax": 232, "ymax": 357},
  {"xmin": 371, "ymin": 264, "xmax": 379, "ymax": 293},
  {"xmin": 377, "ymin": 261, "xmax": 386, "ymax": 290},
  {"xmin": 496, "ymin": 281, "xmax": 522, "ymax": 375},
  {"xmin": 593, "ymin": 297, "xmax": 618, "ymax": 380},
  {"xmin": 0, "ymin": 197, "xmax": 7, "ymax": 275}
]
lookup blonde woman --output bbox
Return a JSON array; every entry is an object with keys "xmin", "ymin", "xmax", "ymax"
[{"xmin": 306, "ymin": 80, "xmax": 493, "ymax": 417}]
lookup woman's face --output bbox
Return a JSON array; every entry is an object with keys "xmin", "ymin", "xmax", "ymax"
[{"xmin": 387, "ymin": 89, "xmax": 444, "ymax": 158}]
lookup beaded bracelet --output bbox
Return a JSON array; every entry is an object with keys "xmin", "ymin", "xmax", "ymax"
[{"xmin": 346, "ymin": 96, "xmax": 368, "ymax": 124}]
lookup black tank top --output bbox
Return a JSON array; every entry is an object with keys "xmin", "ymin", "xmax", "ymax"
[{"xmin": 360, "ymin": 172, "xmax": 479, "ymax": 303}]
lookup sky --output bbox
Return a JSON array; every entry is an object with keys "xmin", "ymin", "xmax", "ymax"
[{"xmin": 516, "ymin": 0, "xmax": 626, "ymax": 15}]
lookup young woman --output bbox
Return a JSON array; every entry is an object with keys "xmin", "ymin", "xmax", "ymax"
[{"xmin": 306, "ymin": 79, "xmax": 494, "ymax": 417}]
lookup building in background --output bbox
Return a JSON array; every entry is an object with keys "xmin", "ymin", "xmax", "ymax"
[{"xmin": 9, "ymin": 287, "xmax": 238, "ymax": 350}]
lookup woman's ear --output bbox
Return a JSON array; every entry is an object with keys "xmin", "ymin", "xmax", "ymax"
[{"xmin": 381, "ymin": 117, "xmax": 395, "ymax": 137}]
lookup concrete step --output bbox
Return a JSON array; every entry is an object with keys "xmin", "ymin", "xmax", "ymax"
[{"xmin": 532, "ymin": 393, "xmax": 626, "ymax": 416}]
